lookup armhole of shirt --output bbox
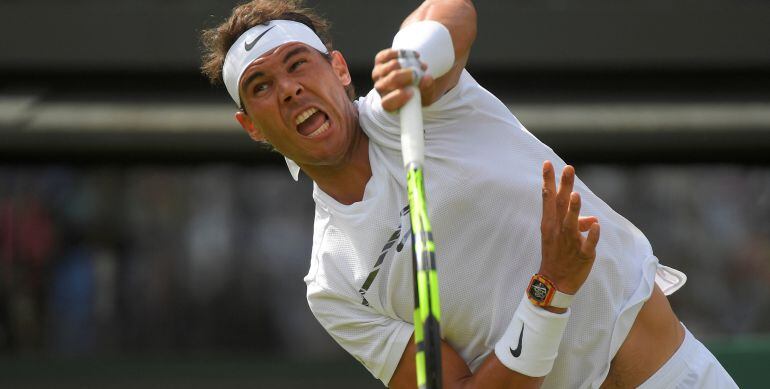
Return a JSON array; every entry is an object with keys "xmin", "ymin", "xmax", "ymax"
[
  {"xmin": 306, "ymin": 278, "xmax": 415, "ymax": 386},
  {"xmin": 380, "ymin": 321, "xmax": 415, "ymax": 386}
]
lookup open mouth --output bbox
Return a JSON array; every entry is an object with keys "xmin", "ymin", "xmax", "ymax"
[{"xmin": 295, "ymin": 107, "xmax": 330, "ymax": 138}]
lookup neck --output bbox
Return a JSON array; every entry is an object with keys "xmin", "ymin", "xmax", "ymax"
[{"xmin": 301, "ymin": 111, "xmax": 372, "ymax": 205}]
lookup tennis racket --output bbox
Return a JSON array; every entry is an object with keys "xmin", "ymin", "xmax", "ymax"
[{"xmin": 398, "ymin": 49, "xmax": 443, "ymax": 389}]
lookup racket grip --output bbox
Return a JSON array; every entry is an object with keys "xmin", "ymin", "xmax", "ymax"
[{"xmin": 400, "ymin": 85, "xmax": 424, "ymax": 167}]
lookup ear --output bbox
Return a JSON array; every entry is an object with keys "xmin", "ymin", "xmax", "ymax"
[
  {"xmin": 329, "ymin": 50, "xmax": 352, "ymax": 87},
  {"xmin": 235, "ymin": 110, "xmax": 265, "ymax": 142}
]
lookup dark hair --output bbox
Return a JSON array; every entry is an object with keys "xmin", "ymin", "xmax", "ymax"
[{"xmin": 200, "ymin": 0, "xmax": 355, "ymax": 100}]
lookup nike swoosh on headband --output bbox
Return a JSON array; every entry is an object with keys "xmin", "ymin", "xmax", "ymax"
[
  {"xmin": 510, "ymin": 325, "xmax": 523, "ymax": 357},
  {"xmin": 245, "ymin": 25, "xmax": 276, "ymax": 51}
]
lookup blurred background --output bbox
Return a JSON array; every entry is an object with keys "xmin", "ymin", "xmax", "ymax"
[{"xmin": 1, "ymin": 0, "xmax": 769, "ymax": 388}]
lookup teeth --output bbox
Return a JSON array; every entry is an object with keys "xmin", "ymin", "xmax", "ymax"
[
  {"xmin": 295, "ymin": 107, "xmax": 318, "ymax": 125},
  {"xmin": 307, "ymin": 120, "xmax": 330, "ymax": 138}
]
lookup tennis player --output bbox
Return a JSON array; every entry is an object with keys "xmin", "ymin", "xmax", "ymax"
[{"xmin": 201, "ymin": 1, "xmax": 737, "ymax": 387}]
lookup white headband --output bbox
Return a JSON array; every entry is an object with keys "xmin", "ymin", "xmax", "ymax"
[
  {"xmin": 223, "ymin": 20, "xmax": 328, "ymax": 181},
  {"xmin": 223, "ymin": 20, "xmax": 329, "ymax": 107}
]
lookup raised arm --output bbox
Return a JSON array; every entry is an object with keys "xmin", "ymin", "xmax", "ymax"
[
  {"xmin": 372, "ymin": 0, "xmax": 477, "ymax": 110},
  {"xmin": 389, "ymin": 163, "xmax": 601, "ymax": 389}
]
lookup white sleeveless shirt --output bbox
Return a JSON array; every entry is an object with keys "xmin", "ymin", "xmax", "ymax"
[{"xmin": 305, "ymin": 70, "xmax": 684, "ymax": 388}]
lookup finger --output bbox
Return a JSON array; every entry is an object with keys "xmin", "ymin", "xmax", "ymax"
[
  {"xmin": 563, "ymin": 192, "xmax": 581, "ymax": 233},
  {"xmin": 374, "ymin": 68, "xmax": 417, "ymax": 97},
  {"xmin": 580, "ymin": 223, "xmax": 600, "ymax": 260},
  {"xmin": 380, "ymin": 88, "xmax": 414, "ymax": 112},
  {"xmin": 371, "ymin": 58, "xmax": 401, "ymax": 83},
  {"xmin": 541, "ymin": 161, "xmax": 557, "ymax": 234},
  {"xmin": 418, "ymin": 74, "xmax": 435, "ymax": 103},
  {"xmin": 374, "ymin": 49, "xmax": 399, "ymax": 65},
  {"xmin": 556, "ymin": 165, "xmax": 575, "ymax": 220},
  {"xmin": 578, "ymin": 216, "xmax": 598, "ymax": 232}
]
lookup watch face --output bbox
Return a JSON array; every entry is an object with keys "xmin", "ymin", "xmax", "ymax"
[{"xmin": 530, "ymin": 279, "xmax": 549, "ymax": 302}]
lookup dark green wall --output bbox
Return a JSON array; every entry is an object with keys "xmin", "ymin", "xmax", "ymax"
[{"xmin": 2, "ymin": 1, "xmax": 769, "ymax": 72}]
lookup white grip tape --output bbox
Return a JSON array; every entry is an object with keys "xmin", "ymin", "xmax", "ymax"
[
  {"xmin": 400, "ymin": 85, "xmax": 424, "ymax": 167},
  {"xmin": 392, "ymin": 20, "xmax": 455, "ymax": 79},
  {"xmin": 494, "ymin": 296, "xmax": 571, "ymax": 377}
]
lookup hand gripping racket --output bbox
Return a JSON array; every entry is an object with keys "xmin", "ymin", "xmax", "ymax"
[{"xmin": 398, "ymin": 49, "xmax": 443, "ymax": 389}]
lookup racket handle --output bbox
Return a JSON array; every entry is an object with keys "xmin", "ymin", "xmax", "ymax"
[{"xmin": 400, "ymin": 85, "xmax": 424, "ymax": 167}]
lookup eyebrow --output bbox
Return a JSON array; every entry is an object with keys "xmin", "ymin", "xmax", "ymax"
[{"xmin": 282, "ymin": 46, "xmax": 311, "ymax": 64}]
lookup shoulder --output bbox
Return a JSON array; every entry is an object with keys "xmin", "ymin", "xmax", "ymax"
[
  {"xmin": 421, "ymin": 69, "xmax": 481, "ymax": 119},
  {"xmin": 360, "ymin": 68, "xmax": 482, "ymax": 117}
]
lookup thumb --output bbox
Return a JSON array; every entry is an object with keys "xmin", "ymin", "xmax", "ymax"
[{"xmin": 419, "ymin": 74, "xmax": 434, "ymax": 91}]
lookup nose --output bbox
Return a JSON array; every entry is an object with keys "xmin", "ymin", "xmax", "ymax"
[{"xmin": 279, "ymin": 78, "xmax": 303, "ymax": 103}]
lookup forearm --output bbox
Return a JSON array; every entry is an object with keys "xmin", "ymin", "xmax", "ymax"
[
  {"xmin": 451, "ymin": 301, "xmax": 570, "ymax": 389},
  {"xmin": 399, "ymin": 0, "xmax": 476, "ymax": 102},
  {"xmin": 391, "ymin": 335, "xmax": 546, "ymax": 389},
  {"xmin": 450, "ymin": 353, "xmax": 545, "ymax": 389},
  {"xmin": 402, "ymin": 0, "xmax": 477, "ymax": 64},
  {"xmin": 373, "ymin": 1, "xmax": 476, "ymax": 109}
]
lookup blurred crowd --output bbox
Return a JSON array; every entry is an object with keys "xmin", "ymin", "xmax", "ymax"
[
  {"xmin": 0, "ymin": 166, "xmax": 332, "ymax": 357},
  {"xmin": 0, "ymin": 164, "xmax": 768, "ymax": 357},
  {"xmin": 583, "ymin": 165, "xmax": 770, "ymax": 335}
]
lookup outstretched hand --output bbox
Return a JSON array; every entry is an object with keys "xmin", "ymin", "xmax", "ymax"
[{"xmin": 539, "ymin": 161, "xmax": 600, "ymax": 296}]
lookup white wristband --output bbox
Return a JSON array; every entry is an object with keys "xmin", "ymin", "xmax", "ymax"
[
  {"xmin": 494, "ymin": 296, "xmax": 570, "ymax": 377},
  {"xmin": 392, "ymin": 20, "xmax": 455, "ymax": 78}
]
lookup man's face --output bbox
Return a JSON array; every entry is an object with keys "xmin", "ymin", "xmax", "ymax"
[{"xmin": 235, "ymin": 43, "xmax": 357, "ymax": 169}]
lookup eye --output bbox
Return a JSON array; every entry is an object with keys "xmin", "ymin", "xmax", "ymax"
[
  {"xmin": 289, "ymin": 59, "xmax": 307, "ymax": 72},
  {"xmin": 253, "ymin": 82, "xmax": 269, "ymax": 95}
]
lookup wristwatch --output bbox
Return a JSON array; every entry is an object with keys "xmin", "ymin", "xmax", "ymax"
[{"xmin": 526, "ymin": 274, "xmax": 574, "ymax": 309}]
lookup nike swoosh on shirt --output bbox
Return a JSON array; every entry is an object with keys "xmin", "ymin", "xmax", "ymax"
[
  {"xmin": 510, "ymin": 325, "xmax": 524, "ymax": 357},
  {"xmin": 245, "ymin": 25, "xmax": 276, "ymax": 51}
]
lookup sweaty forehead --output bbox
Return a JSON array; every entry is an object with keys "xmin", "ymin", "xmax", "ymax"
[{"xmin": 257, "ymin": 42, "xmax": 308, "ymax": 65}]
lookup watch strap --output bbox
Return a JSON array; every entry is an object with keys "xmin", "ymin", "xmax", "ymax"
[{"xmin": 549, "ymin": 289, "xmax": 574, "ymax": 309}]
